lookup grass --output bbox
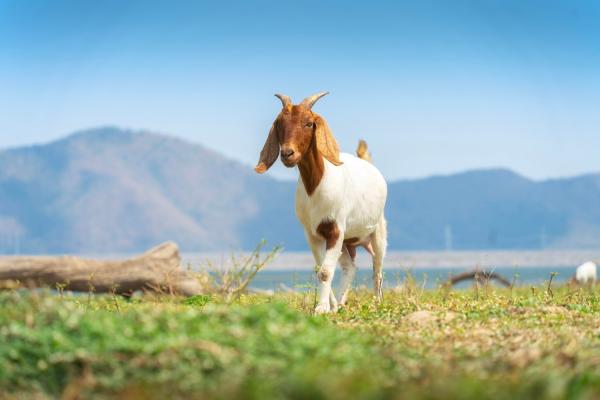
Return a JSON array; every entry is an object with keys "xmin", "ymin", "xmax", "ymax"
[{"xmin": 1, "ymin": 281, "xmax": 600, "ymax": 399}]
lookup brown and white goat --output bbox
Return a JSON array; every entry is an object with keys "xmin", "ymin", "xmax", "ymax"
[{"xmin": 255, "ymin": 92, "xmax": 387, "ymax": 313}]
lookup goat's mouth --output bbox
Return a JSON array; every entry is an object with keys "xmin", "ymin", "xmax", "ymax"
[{"xmin": 281, "ymin": 155, "xmax": 301, "ymax": 168}]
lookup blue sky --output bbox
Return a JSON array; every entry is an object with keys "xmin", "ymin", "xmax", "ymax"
[{"xmin": 1, "ymin": 0, "xmax": 599, "ymax": 180}]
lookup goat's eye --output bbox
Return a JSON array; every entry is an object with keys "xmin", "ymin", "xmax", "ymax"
[{"xmin": 305, "ymin": 122, "xmax": 314, "ymax": 128}]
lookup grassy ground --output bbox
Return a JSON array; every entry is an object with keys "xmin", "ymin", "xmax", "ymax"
[{"xmin": 1, "ymin": 282, "xmax": 600, "ymax": 399}]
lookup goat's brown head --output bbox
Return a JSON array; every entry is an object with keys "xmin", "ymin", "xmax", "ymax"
[{"xmin": 254, "ymin": 92, "xmax": 343, "ymax": 173}]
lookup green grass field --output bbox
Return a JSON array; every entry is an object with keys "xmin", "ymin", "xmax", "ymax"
[{"xmin": 1, "ymin": 282, "xmax": 600, "ymax": 399}]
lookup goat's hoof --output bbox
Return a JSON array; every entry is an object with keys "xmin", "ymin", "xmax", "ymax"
[
  {"xmin": 314, "ymin": 303, "xmax": 331, "ymax": 314},
  {"xmin": 329, "ymin": 299, "xmax": 339, "ymax": 313}
]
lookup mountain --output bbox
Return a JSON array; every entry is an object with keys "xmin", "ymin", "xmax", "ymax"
[
  {"xmin": 0, "ymin": 127, "xmax": 599, "ymax": 253},
  {"xmin": 387, "ymin": 170, "xmax": 600, "ymax": 250},
  {"xmin": 0, "ymin": 128, "xmax": 299, "ymax": 253}
]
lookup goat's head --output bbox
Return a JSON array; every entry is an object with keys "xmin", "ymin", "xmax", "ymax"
[{"xmin": 255, "ymin": 92, "xmax": 342, "ymax": 173}]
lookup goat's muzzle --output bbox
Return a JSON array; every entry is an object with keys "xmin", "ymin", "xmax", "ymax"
[{"xmin": 280, "ymin": 147, "xmax": 299, "ymax": 167}]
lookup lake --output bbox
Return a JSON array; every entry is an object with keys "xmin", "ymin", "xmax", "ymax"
[
  {"xmin": 182, "ymin": 250, "xmax": 595, "ymax": 291},
  {"xmin": 246, "ymin": 266, "xmax": 575, "ymax": 291}
]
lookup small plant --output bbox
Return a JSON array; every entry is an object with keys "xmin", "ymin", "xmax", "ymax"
[
  {"xmin": 183, "ymin": 294, "xmax": 212, "ymax": 307},
  {"xmin": 546, "ymin": 271, "xmax": 558, "ymax": 298},
  {"xmin": 205, "ymin": 240, "xmax": 281, "ymax": 301}
]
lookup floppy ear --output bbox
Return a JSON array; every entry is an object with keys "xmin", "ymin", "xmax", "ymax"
[
  {"xmin": 254, "ymin": 122, "xmax": 280, "ymax": 173},
  {"xmin": 314, "ymin": 115, "xmax": 343, "ymax": 166}
]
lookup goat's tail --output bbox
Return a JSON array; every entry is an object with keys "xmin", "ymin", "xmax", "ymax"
[{"xmin": 356, "ymin": 139, "xmax": 372, "ymax": 163}]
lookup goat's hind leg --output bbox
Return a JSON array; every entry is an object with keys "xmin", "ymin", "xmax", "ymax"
[
  {"xmin": 338, "ymin": 245, "xmax": 357, "ymax": 306},
  {"xmin": 370, "ymin": 217, "xmax": 388, "ymax": 303}
]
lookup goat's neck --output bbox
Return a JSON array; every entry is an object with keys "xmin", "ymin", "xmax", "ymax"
[{"xmin": 298, "ymin": 138, "xmax": 324, "ymax": 196}]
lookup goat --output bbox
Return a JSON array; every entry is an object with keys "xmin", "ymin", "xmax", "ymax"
[
  {"xmin": 255, "ymin": 92, "xmax": 387, "ymax": 314},
  {"xmin": 575, "ymin": 261, "xmax": 597, "ymax": 284}
]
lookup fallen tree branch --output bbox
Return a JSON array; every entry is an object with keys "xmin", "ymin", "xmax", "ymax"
[
  {"xmin": 446, "ymin": 270, "xmax": 512, "ymax": 288},
  {"xmin": 0, "ymin": 242, "xmax": 204, "ymax": 296}
]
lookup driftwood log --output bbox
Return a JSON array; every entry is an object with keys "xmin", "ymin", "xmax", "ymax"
[
  {"xmin": 0, "ymin": 242, "xmax": 203, "ymax": 296},
  {"xmin": 446, "ymin": 270, "xmax": 512, "ymax": 287}
]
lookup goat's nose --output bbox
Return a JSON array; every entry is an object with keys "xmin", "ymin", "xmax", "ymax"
[{"xmin": 281, "ymin": 148, "xmax": 295, "ymax": 159}]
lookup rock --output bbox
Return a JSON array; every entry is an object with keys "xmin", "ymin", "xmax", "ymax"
[
  {"xmin": 507, "ymin": 347, "xmax": 542, "ymax": 369},
  {"xmin": 405, "ymin": 310, "xmax": 437, "ymax": 326},
  {"xmin": 541, "ymin": 305, "xmax": 569, "ymax": 316},
  {"xmin": 441, "ymin": 311, "xmax": 459, "ymax": 323}
]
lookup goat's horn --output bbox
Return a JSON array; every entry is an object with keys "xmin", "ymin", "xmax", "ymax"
[
  {"xmin": 274, "ymin": 93, "xmax": 292, "ymax": 108},
  {"xmin": 300, "ymin": 91, "xmax": 329, "ymax": 110}
]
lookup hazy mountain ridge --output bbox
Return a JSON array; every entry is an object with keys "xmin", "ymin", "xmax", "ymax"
[
  {"xmin": 0, "ymin": 128, "xmax": 285, "ymax": 252},
  {"xmin": 0, "ymin": 127, "xmax": 598, "ymax": 253}
]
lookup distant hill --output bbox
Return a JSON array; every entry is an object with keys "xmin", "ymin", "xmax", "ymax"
[
  {"xmin": 0, "ymin": 127, "xmax": 298, "ymax": 253},
  {"xmin": 387, "ymin": 169, "xmax": 600, "ymax": 250},
  {"xmin": 0, "ymin": 127, "xmax": 599, "ymax": 253}
]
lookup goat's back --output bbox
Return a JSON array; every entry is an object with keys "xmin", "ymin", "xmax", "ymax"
[{"xmin": 339, "ymin": 152, "xmax": 385, "ymax": 192}]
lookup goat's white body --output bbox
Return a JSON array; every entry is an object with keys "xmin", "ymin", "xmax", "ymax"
[
  {"xmin": 295, "ymin": 152, "xmax": 387, "ymax": 313},
  {"xmin": 295, "ymin": 153, "xmax": 386, "ymax": 240},
  {"xmin": 576, "ymin": 261, "xmax": 597, "ymax": 284}
]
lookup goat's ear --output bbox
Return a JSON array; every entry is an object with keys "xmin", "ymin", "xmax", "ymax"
[
  {"xmin": 254, "ymin": 122, "xmax": 280, "ymax": 173},
  {"xmin": 314, "ymin": 115, "xmax": 343, "ymax": 166}
]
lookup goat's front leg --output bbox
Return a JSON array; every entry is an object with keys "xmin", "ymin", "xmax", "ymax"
[
  {"xmin": 305, "ymin": 231, "xmax": 337, "ymax": 311},
  {"xmin": 314, "ymin": 220, "xmax": 344, "ymax": 314}
]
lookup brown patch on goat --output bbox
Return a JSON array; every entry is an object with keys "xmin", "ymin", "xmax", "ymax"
[
  {"xmin": 317, "ymin": 220, "xmax": 340, "ymax": 250},
  {"xmin": 317, "ymin": 269, "xmax": 330, "ymax": 282},
  {"xmin": 343, "ymin": 237, "xmax": 375, "ymax": 259},
  {"xmin": 343, "ymin": 237, "xmax": 360, "ymax": 260},
  {"xmin": 345, "ymin": 245, "xmax": 357, "ymax": 260},
  {"xmin": 254, "ymin": 122, "xmax": 280, "ymax": 174},
  {"xmin": 298, "ymin": 137, "xmax": 325, "ymax": 195},
  {"xmin": 284, "ymin": 109, "xmax": 341, "ymax": 195},
  {"xmin": 344, "ymin": 237, "xmax": 360, "ymax": 245},
  {"xmin": 313, "ymin": 115, "xmax": 342, "ymax": 167}
]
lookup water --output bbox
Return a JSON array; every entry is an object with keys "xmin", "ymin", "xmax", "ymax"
[
  {"xmin": 247, "ymin": 266, "xmax": 575, "ymax": 291},
  {"xmin": 184, "ymin": 250, "xmax": 594, "ymax": 292}
]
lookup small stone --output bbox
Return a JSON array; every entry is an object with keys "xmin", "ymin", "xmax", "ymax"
[
  {"xmin": 405, "ymin": 310, "xmax": 437, "ymax": 326},
  {"xmin": 507, "ymin": 347, "xmax": 542, "ymax": 369},
  {"xmin": 471, "ymin": 328, "xmax": 494, "ymax": 337},
  {"xmin": 541, "ymin": 305, "xmax": 568, "ymax": 315},
  {"xmin": 441, "ymin": 311, "xmax": 458, "ymax": 323}
]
